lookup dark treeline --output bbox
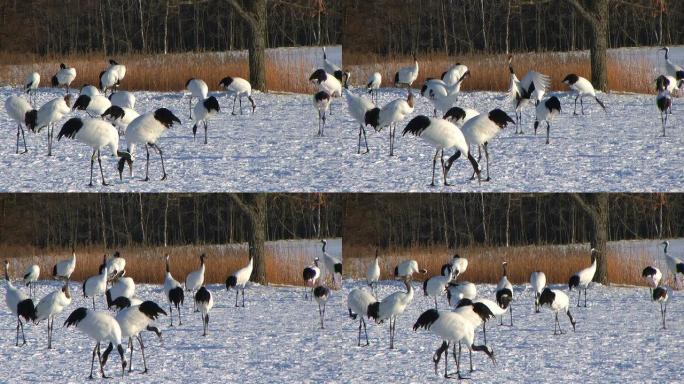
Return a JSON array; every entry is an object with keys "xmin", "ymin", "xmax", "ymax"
[
  {"xmin": 344, "ymin": 193, "xmax": 683, "ymax": 248},
  {"xmin": 0, "ymin": 0, "xmax": 680, "ymax": 56},
  {"xmin": 0, "ymin": 193, "xmax": 342, "ymax": 248}
]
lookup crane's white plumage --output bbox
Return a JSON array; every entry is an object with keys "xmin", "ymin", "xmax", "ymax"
[
  {"xmin": 447, "ymin": 281, "xmax": 477, "ymax": 306},
  {"xmin": 73, "ymin": 94, "xmax": 112, "ymax": 117},
  {"xmin": 123, "ymin": 108, "xmax": 181, "ymax": 181},
  {"xmin": 495, "ymin": 262, "xmax": 514, "ymax": 326},
  {"xmin": 529, "ymin": 271, "xmax": 546, "ymax": 313},
  {"xmin": 441, "ymin": 64, "xmax": 470, "ymax": 89},
  {"xmin": 441, "ymin": 254, "xmax": 468, "ymax": 280},
  {"xmin": 367, "ymin": 72, "xmax": 382, "ymax": 103},
  {"xmin": 52, "ymin": 63, "xmax": 77, "ymax": 93},
  {"xmin": 661, "ymin": 47, "xmax": 684, "ymax": 80},
  {"xmin": 185, "ymin": 254, "xmax": 206, "ymax": 311},
  {"xmin": 219, "ymin": 76, "xmax": 255, "ymax": 115},
  {"xmin": 106, "ymin": 276, "xmax": 135, "ymax": 309},
  {"xmin": 226, "ymin": 256, "xmax": 253, "ymax": 307},
  {"xmin": 569, "ymin": 248, "xmax": 598, "ymax": 307},
  {"xmin": 80, "ymin": 85, "xmax": 101, "ymax": 98},
  {"xmin": 661, "ymin": 241, "xmax": 684, "ymax": 288},
  {"xmin": 423, "ymin": 275, "xmax": 451, "ymax": 308},
  {"xmin": 4, "ymin": 260, "xmax": 37, "ymax": 346},
  {"xmin": 22, "ymin": 264, "xmax": 40, "ymax": 297},
  {"xmin": 393, "ymin": 259, "xmax": 426, "ymax": 280},
  {"xmin": 115, "ymin": 300, "xmax": 165, "ymax": 373},
  {"xmin": 108, "ymin": 59, "xmax": 127, "ymax": 83},
  {"xmin": 64, "ymin": 307, "xmax": 127, "ymax": 378},
  {"xmin": 195, "ymin": 286, "xmax": 213, "ymax": 336},
  {"xmin": 507, "ymin": 55, "xmax": 550, "ymax": 133},
  {"xmin": 320, "ymin": 239, "xmax": 342, "ymax": 288},
  {"xmin": 539, "ymin": 288, "xmax": 576, "ymax": 335},
  {"xmin": 163, "ymin": 254, "xmax": 184, "ymax": 326},
  {"xmin": 185, "ymin": 78, "xmax": 209, "ymax": 119},
  {"xmin": 83, "ymin": 266, "xmax": 109, "ymax": 310},
  {"xmin": 368, "ymin": 279, "xmax": 414, "ymax": 349},
  {"xmin": 343, "ymin": 89, "xmax": 376, "ymax": 154},
  {"xmin": 365, "ymin": 91, "xmax": 415, "ymax": 156},
  {"xmin": 35, "ymin": 280, "xmax": 71, "ymax": 349},
  {"xmin": 302, "ymin": 257, "xmax": 321, "ymax": 300},
  {"xmin": 461, "ymin": 109, "xmax": 515, "ymax": 181},
  {"xmin": 4, "ymin": 95, "xmax": 33, "ymax": 154},
  {"xmin": 562, "ymin": 74, "xmax": 606, "ymax": 115},
  {"xmin": 310, "ymin": 69, "xmax": 342, "ymax": 98},
  {"xmin": 109, "ymin": 91, "xmax": 136, "ymax": 109},
  {"xmin": 413, "ymin": 308, "xmax": 495, "ymax": 379},
  {"xmin": 367, "ymin": 250, "xmax": 381, "ymax": 296},
  {"xmin": 641, "ymin": 266, "xmax": 662, "ymax": 293},
  {"xmin": 99, "ymin": 68, "xmax": 118, "ymax": 96},
  {"xmin": 313, "ymin": 90, "xmax": 331, "ymax": 137},
  {"xmin": 394, "ymin": 54, "xmax": 419, "ymax": 87},
  {"xmin": 534, "ymin": 96, "xmax": 562, "ymax": 144},
  {"xmin": 27, "ymin": 95, "xmax": 73, "ymax": 156},
  {"xmin": 402, "ymin": 115, "xmax": 481, "ymax": 186},
  {"xmin": 57, "ymin": 117, "xmax": 131, "ymax": 186},
  {"xmin": 102, "ymin": 106, "xmax": 139, "ymax": 135},
  {"xmin": 105, "ymin": 252, "xmax": 126, "ymax": 277},
  {"xmin": 53, "ymin": 250, "xmax": 76, "ymax": 280},
  {"xmin": 192, "ymin": 96, "xmax": 220, "ymax": 144},
  {"xmin": 24, "ymin": 72, "xmax": 40, "ymax": 104},
  {"xmin": 347, "ymin": 288, "xmax": 377, "ymax": 346}
]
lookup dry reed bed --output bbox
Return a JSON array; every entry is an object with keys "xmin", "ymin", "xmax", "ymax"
[
  {"xmin": 346, "ymin": 51, "xmax": 654, "ymax": 94},
  {"xmin": 344, "ymin": 243, "xmax": 652, "ymax": 286},
  {"xmin": 0, "ymin": 49, "xmax": 654, "ymax": 95},
  {"xmin": 3, "ymin": 242, "xmax": 316, "ymax": 286},
  {"xmin": 0, "ymin": 52, "xmax": 312, "ymax": 94}
]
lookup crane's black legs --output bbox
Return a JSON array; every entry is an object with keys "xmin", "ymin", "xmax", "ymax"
[
  {"xmin": 16, "ymin": 123, "xmax": 28, "ymax": 154},
  {"xmin": 242, "ymin": 287, "xmax": 246, "ymax": 307},
  {"xmin": 15, "ymin": 316, "xmax": 26, "ymax": 346},
  {"xmin": 430, "ymin": 149, "xmax": 439, "ymax": 187},
  {"xmin": 177, "ymin": 303, "xmax": 182, "ymax": 325},
  {"xmin": 482, "ymin": 321, "xmax": 488, "ymax": 345},
  {"xmin": 202, "ymin": 313, "xmax": 209, "ymax": 336},
  {"xmin": 138, "ymin": 334, "xmax": 148, "ymax": 373},
  {"xmin": 89, "ymin": 149, "xmax": 97, "ymax": 187},
  {"xmin": 388, "ymin": 317, "xmax": 396, "ymax": 349},
  {"xmin": 389, "ymin": 124, "xmax": 396, "ymax": 156},
  {"xmin": 483, "ymin": 142, "xmax": 491, "ymax": 182},
  {"xmin": 357, "ymin": 317, "xmax": 369, "ymax": 346},
  {"xmin": 188, "ymin": 97, "xmax": 193, "ymax": 120},
  {"xmin": 204, "ymin": 121, "xmax": 208, "ymax": 145},
  {"xmin": 358, "ymin": 124, "xmax": 369, "ymax": 154},
  {"xmin": 144, "ymin": 143, "xmax": 167, "ymax": 181},
  {"xmin": 660, "ymin": 302, "xmax": 667, "ymax": 329},
  {"xmin": 97, "ymin": 150, "xmax": 109, "ymax": 186},
  {"xmin": 318, "ymin": 302, "xmax": 326, "ymax": 329}
]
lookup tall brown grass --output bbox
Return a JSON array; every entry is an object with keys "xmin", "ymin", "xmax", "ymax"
[
  {"xmin": 0, "ymin": 51, "xmax": 312, "ymax": 94},
  {"xmin": 345, "ymin": 51, "xmax": 653, "ymax": 94},
  {"xmin": 344, "ymin": 243, "xmax": 652, "ymax": 286},
  {"xmin": 2, "ymin": 242, "xmax": 318, "ymax": 286},
  {"xmin": 0, "ymin": 49, "xmax": 653, "ymax": 95}
]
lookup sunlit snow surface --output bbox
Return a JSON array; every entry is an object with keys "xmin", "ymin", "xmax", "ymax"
[{"xmin": 0, "ymin": 280, "xmax": 682, "ymax": 383}]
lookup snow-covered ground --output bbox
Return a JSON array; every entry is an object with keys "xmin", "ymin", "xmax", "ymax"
[
  {"xmin": 1, "ymin": 279, "xmax": 681, "ymax": 383},
  {"xmin": 1, "ymin": 85, "xmax": 682, "ymax": 192}
]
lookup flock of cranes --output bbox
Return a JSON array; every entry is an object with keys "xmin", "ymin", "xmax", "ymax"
[
  {"xmin": 2, "ymin": 247, "xmax": 258, "ymax": 378},
  {"xmin": 3, "ymin": 46, "xmax": 681, "ymax": 188},
  {"xmin": 2, "ymin": 239, "xmax": 683, "ymax": 379}
]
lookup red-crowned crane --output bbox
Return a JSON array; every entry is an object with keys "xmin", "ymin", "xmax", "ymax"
[
  {"xmin": 569, "ymin": 248, "xmax": 598, "ymax": 307},
  {"xmin": 226, "ymin": 256, "xmax": 254, "ymax": 307},
  {"xmin": 507, "ymin": 55, "xmax": 550, "ymax": 133},
  {"xmin": 534, "ymin": 96, "xmax": 562, "ymax": 144},
  {"xmin": 402, "ymin": 115, "xmax": 481, "ymax": 186},
  {"xmin": 562, "ymin": 74, "xmax": 606, "ymax": 115},
  {"xmin": 4, "ymin": 260, "xmax": 37, "ymax": 346},
  {"xmin": 64, "ymin": 307, "xmax": 127, "ymax": 379},
  {"xmin": 539, "ymin": 288, "xmax": 576, "ymax": 335},
  {"xmin": 218, "ymin": 76, "xmax": 256, "ymax": 115},
  {"xmin": 35, "ymin": 279, "xmax": 71, "ymax": 349},
  {"xmin": 57, "ymin": 117, "xmax": 132, "ymax": 186}
]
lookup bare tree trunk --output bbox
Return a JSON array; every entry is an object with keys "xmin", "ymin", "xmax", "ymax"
[
  {"xmin": 138, "ymin": 193, "xmax": 146, "ymax": 244},
  {"xmin": 138, "ymin": 0, "xmax": 145, "ymax": 52},
  {"xmin": 480, "ymin": 0, "xmax": 487, "ymax": 51},
  {"xmin": 572, "ymin": 193, "xmax": 609, "ymax": 284},
  {"xmin": 505, "ymin": 0, "xmax": 511, "ymax": 54},
  {"xmin": 163, "ymin": 0, "xmax": 169, "ymax": 54},
  {"xmin": 505, "ymin": 194, "xmax": 511, "ymax": 247},
  {"xmin": 164, "ymin": 194, "xmax": 169, "ymax": 247},
  {"xmin": 230, "ymin": 194, "xmax": 267, "ymax": 284},
  {"xmin": 567, "ymin": 0, "xmax": 609, "ymax": 91},
  {"xmin": 227, "ymin": 0, "xmax": 268, "ymax": 91}
]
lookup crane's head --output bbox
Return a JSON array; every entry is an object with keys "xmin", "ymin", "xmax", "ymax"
[{"xmin": 489, "ymin": 109, "xmax": 515, "ymax": 128}]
